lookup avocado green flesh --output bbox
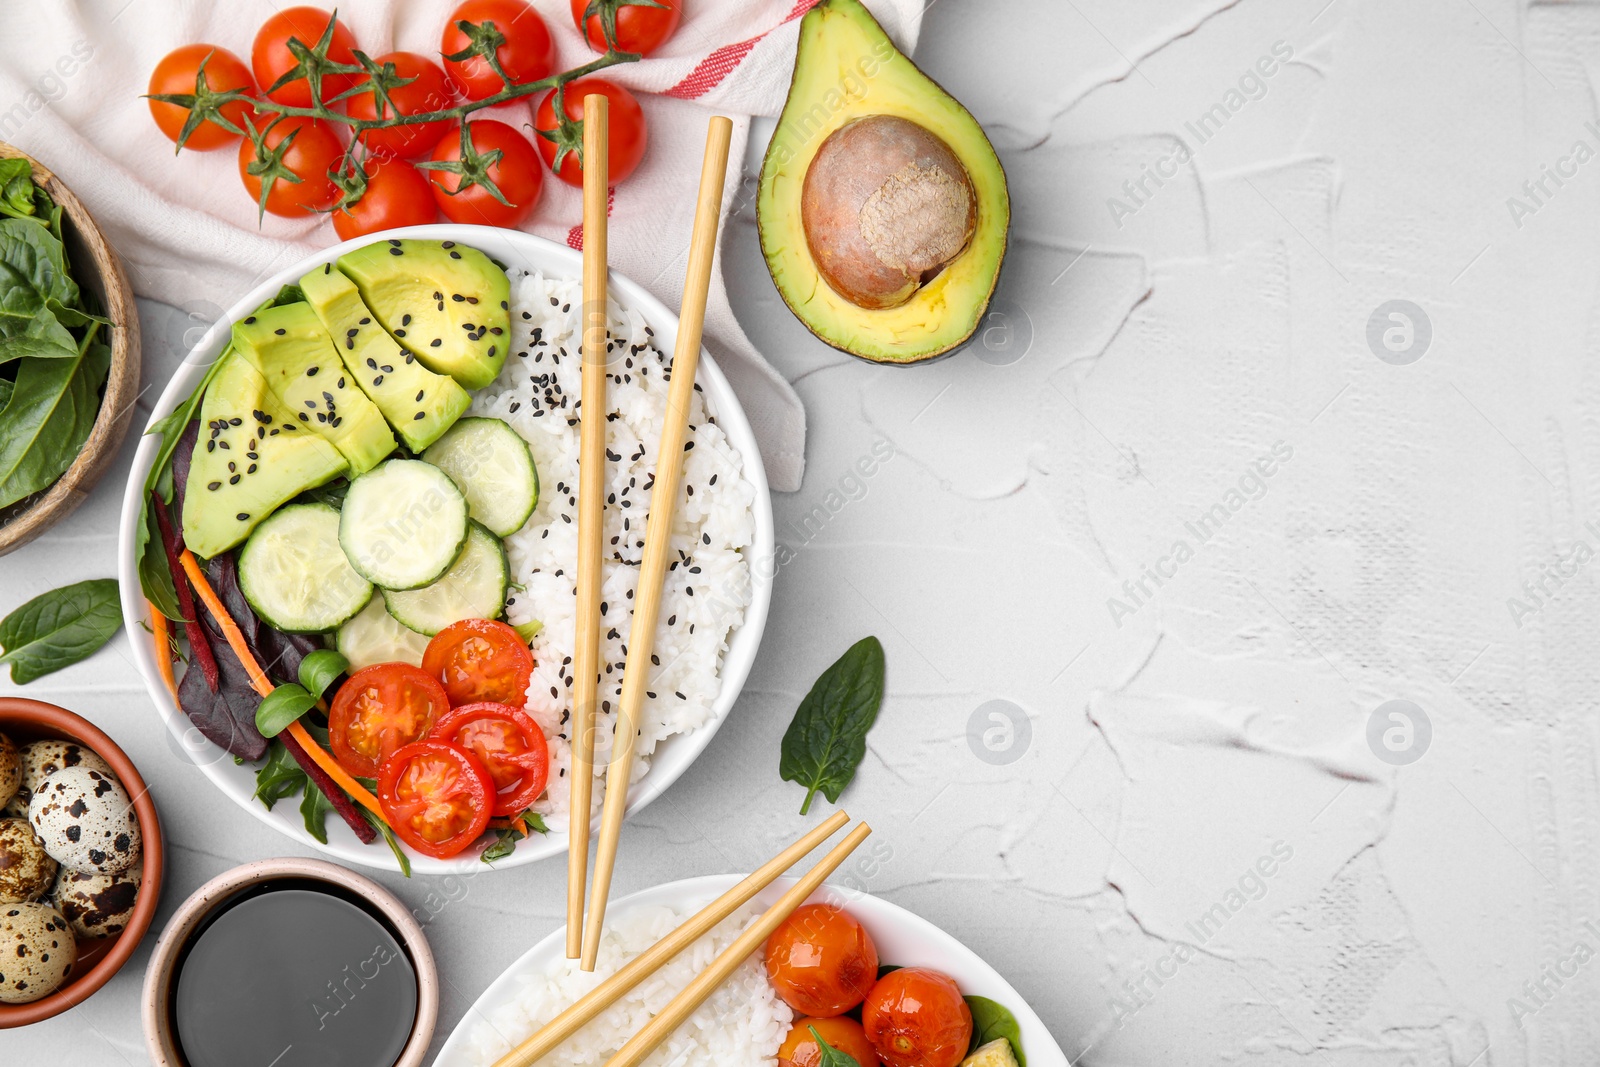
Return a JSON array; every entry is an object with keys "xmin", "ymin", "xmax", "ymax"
[
  {"xmin": 757, "ymin": 0, "xmax": 1010, "ymax": 364},
  {"xmin": 337, "ymin": 239, "xmax": 511, "ymax": 391},
  {"xmin": 232, "ymin": 302, "xmax": 397, "ymax": 475},
  {"xmin": 182, "ymin": 351, "xmax": 349, "ymax": 560},
  {"xmin": 299, "ymin": 264, "xmax": 472, "ymax": 453}
]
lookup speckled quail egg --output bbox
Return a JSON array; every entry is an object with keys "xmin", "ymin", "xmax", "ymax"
[
  {"xmin": 0, "ymin": 789, "xmax": 26, "ymax": 820},
  {"xmin": 28, "ymin": 766, "xmax": 140, "ymax": 876},
  {"xmin": 20, "ymin": 739, "xmax": 111, "ymax": 796},
  {"xmin": 0, "ymin": 818, "xmax": 57, "ymax": 904},
  {"xmin": 50, "ymin": 860, "xmax": 140, "ymax": 940},
  {"xmin": 0, "ymin": 733, "xmax": 20, "ymax": 809},
  {"xmin": 0, "ymin": 901, "xmax": 76, "ymax": 1004}
]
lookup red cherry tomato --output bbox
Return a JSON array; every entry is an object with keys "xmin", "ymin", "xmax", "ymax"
[
  {"xmin": 764, "ymin": 904, "xmax": 879, "ymax": 1017},
  {"xmin": 329, "ymin": 663, "xmax": 450, "ymax": 778},
  {"xmin": 148, "ymin": 44, "xmax": 258, "ymax": 151},
  {"xmin": 377, "ymin": 740, "xmax": 494, "ymax": 859},
  {"xmin": 252, "ymin": 6, "xmax": 360, "ymax": 107},
  {"xmin": 441, "ymin": 0, "xmax": 557, "ymax": 102},
  {"xmin": 237, "ymin": 117, "xmax": 345, "ymax": 217},
  {"xmin": 534, "ymin": 78, "xmax": 647, "ymax": 189},
  {"xmin": 860, "ymin": 968, "xmax": 973, "ymax": 1067},
  {"xmin": 426, "ymin": 120, "xmax": 544, "ymax": 228},
  {"xmin": 429, "ymin": 703, "xmax": 549, "ymax": 816},
  {"xmin": 778, "ymin": 1016, "xmax": 882, "ymax": 1067},
  {"xmin": 331, "ymin": 158, "xmax": 439, "ymax": 241},
  {"xmin": 570, "ymin": 0, "xmax": 682, "ymax": 56},
  {"xmin": 349, "ymin": 52, "xmax": 454, "ymax": 160},
  {"xmin": 422, "ymin": 618, "xmax": 535, "ymax": 707}
]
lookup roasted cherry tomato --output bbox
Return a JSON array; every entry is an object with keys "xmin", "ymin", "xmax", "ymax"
[
  {"xmin": 426, "ymin": 120, "xmax": 543, "ymax": 227},
  {"xmin": 252, "ymin": 6, "xmax": 361, "ymax": 106},
  {"xmin": 332, "ymin": 157, "xmax": 438, "ymax": 240},
  {"xmin": 534, "ymin": 78, "xmax": 647, "ymax": 188},
  {"xmin": 329, "ymin": 663, "xmax": 450, "ymax": 778},
  {"xmin": 349, "ymin": 52, "xmax": 454, "ymax": 160},
  {"xmin": 422, "ymin": 618, "xmax": 535, "ymax": 707},
  {"xmin": 237, "ymin": 117, "xmax": 345, "ymax": 217},
  {"xmin": 377, "ymin": 740, "xmax": 494, "ymax": 858},
  {"xmin": 765, "ymin": 903, "xmax": 879, "ymax": 1017},
  {"xmin": 570, "ymin": 0, "xmax": 682, "ymax": 56},
  {"xmin": 148, "ymin": 44, "xmax": 258, "ymax": 151},
  {"xmin": 442, "ymin": 0, "xmax": 557, "ymax": 102},
  {"xmin": 860, "ymin": 968, "xmax": 972, "ymax": 1067},
  {"xmin": 429, "ymin": 702, "xmax": 549, "ymax": 816},
  {"xmin": 778, "ymin": 1016, "xmax": 882, "ymax": 1067}
]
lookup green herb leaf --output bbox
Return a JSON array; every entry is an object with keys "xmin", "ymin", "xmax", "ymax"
[
  {"xmin": 779, "ymin": 636, "xmax": 885, "ymax": 815},
  {"xmin": 809, "ymin": 1028, "xmax": 863, "ymax": 1067},
  {"xmin": 0, "ymin": 578, "xmax": 122, "ymax": 685},
  {"xmin": 300, "ymin": 779, "xmax": 335, "ymax": 843},
  {"xmin": 0, "ymin": 218, "xmax": 80, "ymax": 353},
  {"xmin": 256, "ymin": 682, "xmax": 317, "ymax": 738},
  {"xmin": 0, "ymin": 159, "xmax": 37, "ymax": 219},
  {"xmin": 481, "ymin": 810, "xmax": 549, "ymax": 863},
  {"xmin": 965, "ymin": 996, "xmax": 1026, "ymax": 1066},
  {"xmin": 0, "ymin": 331, "xmax": 110, "ymax": 509},
  {"xmin": 298, "ymin": 648, "xmax": 348, "ymax": 701},
  {"xmin": 139, "ymin": 503, "xmax": 183, "ymax": 622},
  {"xmin": 512, "ymin": 618, "xmax": 543, "ymax": 642},
  {"xmin": 252, "ymin": 738, "xmax": 309, "ymax": 808},
  {"xmin": 362, "ymin": 807, "xmax": 412, "ymax": 877},
  {"xmin": 273, "ymin": 283, "xmax": 306, "ymax": 306}
]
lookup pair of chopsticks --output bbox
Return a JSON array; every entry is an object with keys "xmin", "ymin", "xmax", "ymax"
[
  {"xmin": 567, "ymin": 99, "xmax": 739, "ymax": 969},
  {"xmin": 495, "ymin": 813, "xmax": 873, "ymax": 1067}
]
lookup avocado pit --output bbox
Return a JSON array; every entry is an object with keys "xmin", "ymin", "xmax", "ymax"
[{"xmin": 801, "ymin": 115, "xmax": 978, "ymax": 310}]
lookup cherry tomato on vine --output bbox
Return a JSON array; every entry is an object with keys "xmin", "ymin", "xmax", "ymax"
[
  {"xmin": 328, "ymin": 663, "xmax": 450, "ymax": 777},
  {"xmin": 570, "ymin": 0, "xmax": 682, "ymax": 56},
  {"xmin": 331, "ymin": 158, "xmax": 438, "ymax": 240},
  {"xmin": 778, "ymin": 1017, "xmax": 882, "ymax": 1067},
  {"xmin": 764, "ymin": 903, "xmax": 879, "ymax": 1017},
  {"xmin": 860, "ymin": 968, "xmax": 973, "ymax": 1067},
  {"xmin": 534, "ymin": 78, "xmax": 647, "ymax": 188},
  {"xmin": 429, "ymin": 703, "xmax": 549, "ymax": 816},
  {"xmin": 349, "ymin": 52, "xmax": 454, "ymax": 160},
  {"xmin": 252, "ymin": 6, "xmax": 361, "ymax": 107},
  {"xmin": 426, "ymin": 120, "xmax": 543, "ymax": 228},
  {"xmin": 377, "ymin": 740, "xmax": 494, "ymax": 859},
  {"xmin": 148, "ymin": 44, "xmax": 259, "ymax": 151},
  {"xmin": 441, "ymin": 0, "xmax": 557, "ymax": 103},
  {"xmin": 237, "ymin": 117, "xmax": 345, "ymax": 217},
  {"xmin": 422, "ymin": 619, "xmax": 534, "ymax": 707}
]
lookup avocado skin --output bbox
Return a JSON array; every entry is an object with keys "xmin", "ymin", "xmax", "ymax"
[{"xmin": 758, "ymin": 0, "xmax": 1010, "ymax": 365}]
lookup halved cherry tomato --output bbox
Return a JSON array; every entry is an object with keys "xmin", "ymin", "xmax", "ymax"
[
  {"xmin": 332, "ymin": 157, "xmax": 438, "ymax": 240},
  {"xmin": 426, "ymin": 120, "xmax": 544, "ymax": 227},
  {"xmin": 534, "ymin": 78, "xmax": 647, "ymax": 188},
  {"xmin": 237, "ymin": 116, "xmax": 345, "ymax": 217},
  {"xmin": 252, "ymin": 7, "xmax": 360, "ymax": 107},
  {"xmin": 765, "ymin": 903, "xmax": 879, "ymax": 1017},
  {"xmin": 570, "ymin": 0, "xmax": 682, "ymax": 56},
  {"xmin": 349, "ymin": 52, "xmax": 454, "ymax": 160},
  {"xmin": 860, "ymin": 968, "xmax": 972, "ymax": 1067},
  {"xmin": 778, "ymin": 1016, "xmax": 882, "ymax": 1067},
  {"xmin": 148, "ymin": 44, "xmax": 259, "ymax": 151},
  {"xmin": 442, "ymin": 0, "xmax": 557, "ymax": 102},
  {"xmin": 377, "ymin": 740, "xmax": 494, "ymax": 859},
  {"xmin": 422, "ymin": 619, "xmax": 535, "ymax": 707},
  {"xmin": 329, "ymin": 663, "xmax": 450, "ymax": 778},
  {"xmin": 429, "ymin": 702, "xmax": 549, "ymax": 816}
]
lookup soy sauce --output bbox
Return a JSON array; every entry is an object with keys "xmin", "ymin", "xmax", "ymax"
[{"xmin": 172, "ymin": 881, "xmax": 417, "ymax": 1067}]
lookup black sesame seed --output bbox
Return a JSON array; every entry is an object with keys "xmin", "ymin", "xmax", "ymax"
[
  {"xmin": 431, "ymin": 338, "xmax": 442, "ymax": 347},
  {"xmin": 274, "ymin": 328, "xmax": 286, "ymax": 335},
  {"xmin": 207, "ymin": 481, "xmax": 221, "ymax": 491},
  {"xmin": 307, "ymin": 366, "xmax": 319, "ymax": 376},
  {"xmin": 229, "ymin": 475, "xmax": 240, "ymax": 485},
  {"xmin": 237, "ymin": 513, "xmax": 250, "ymax": 521},
  {"xmin": 414, "ymin": 412, "xmax": 425, "ymax": 420}
]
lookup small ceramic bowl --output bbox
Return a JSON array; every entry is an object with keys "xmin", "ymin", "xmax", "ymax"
[
  {"xmin": 142, "ymin": 857, "xmax": 438, "ymax": 1067},
  {"xmin": 0, "ymin": 697, "xmax": 164, "ymax": 1028}
]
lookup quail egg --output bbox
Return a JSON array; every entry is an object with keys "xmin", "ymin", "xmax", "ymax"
[
  {"xmin": 20, "ymin": 739, "xmax": 111, "ymax": 795},
  {"xmin": 0, "ymin": 788, "xmax": 27, "ymax": 819},
  {"xmin": 28, "ymin": 766, "xmax": 140, "ymax": 876},
  {"xmin": 50, "ymin": 860, "xmax": 141, "ymax": 940},
  {"xmin": 0, "ymin": 901, "xmax": 76, "ymax": 1004},
  {"xmin": 0, "ymin": 818, "xmax": 57, "ymax": 904},
  {"xmin": 0, "ymin": 733, "xmax": 19, "ymax": 808}
]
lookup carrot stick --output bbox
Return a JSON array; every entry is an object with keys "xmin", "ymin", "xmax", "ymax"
[
  {"xmin": 153, "ymin": 493, "xmax": 219, "ymax": 691},
  {"xmin": 281, "ymin": 729, "xmax": 377, "ymax": 844},
  {"xmin": 148, "ymin": 602, "xmax": 178, "ymax": 700}
]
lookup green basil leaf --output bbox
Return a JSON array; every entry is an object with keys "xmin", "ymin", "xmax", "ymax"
[
  {"xmin": 512, "ymin": 618, "xmax": 543, "ymax": 642},
  {"xmin": 300, "ymin": 779, "xmax": 335, "ymax": 844},
  {"xmin": 965, "ymin": 996, "xmax": 1026, "ymax": 1066},
  {"xmin": 809, "ymin": 1028, "xmax": 863, "ymax": 1067},
  {"xmin": 480, "ymin": 810, "xmax": 550, "ymax": 864},
  {"xmin": 252, "ymin": 738, "xmax": 308, "ymax": 809},
  {"xmin": 0, "ymin": 334, "xmax": 111, "ymax": 510},
  {"xmin": 298, "ymin": 648, "xmax": 348, "ymax": 701},
  {"xmin": 256, "ymin": 683, "xmax": 316, "ymax": 737},
  {"xmin": 362, "ymin": 808, "xmax": 411, "ymax": 877},
  {"xmin": 0, "ymin": 578, "xmax": 122, "ymax": 685},
  {"xmin": 778, "ymin": 636, "xmax": 885, "ymax": 815}
]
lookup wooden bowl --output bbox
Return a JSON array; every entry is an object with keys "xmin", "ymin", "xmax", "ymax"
[
  {"xmin": 0, "ymin": 143, "xmax": 141, "ymax": 557},
  {"xmin": 0, "ymin": 697, "xmax": 164, "ymax": 1028}
]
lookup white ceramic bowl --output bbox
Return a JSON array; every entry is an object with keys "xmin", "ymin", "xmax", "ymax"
[
  {"xmin": 433, "ymin": 873, "xmax": 1068, "ymax": 1066},
  {"xmin": 115, "ymin": 224, "xmax": 774, "ymax": 875}
]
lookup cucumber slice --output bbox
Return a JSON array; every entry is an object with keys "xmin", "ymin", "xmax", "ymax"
[
  {"xmin": 422, "ymin": 417, "xmax": 539, "ymax": 537},
  {"xmin": 238, "ymin": 503, "xmax": 373, "ymax": 633},
  {"xmin": 382, "ymin": 522, "xmax": 509, "ymax": 635},
  {"xmin": 339, "ymin": 459, "xmax": 469, "ymax": 590},
  {"xmin": 337, "ymin": 596, "xmax": 432, "ymax": 670}
]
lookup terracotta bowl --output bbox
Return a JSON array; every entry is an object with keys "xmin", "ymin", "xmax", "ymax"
[
  {"xmin": 142, "ymin": 856, "xmax": 438, "ymax": 1067},
  {"xmin": 0, "ymin": 697, "xmax": 164, "ymax": 1028},
  {"xmin": 0, "ymin": 142, "xmax": 142, "ymax": 557}
]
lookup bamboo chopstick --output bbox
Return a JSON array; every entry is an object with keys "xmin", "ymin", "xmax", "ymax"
[
  {"xmin": 568, "ymin": 91, "xmax": 611, "ymax": 960},
  {"xmin": 490, "ymin": 811, "xmax": 852, "ymax": 1067},
  {"xmin": 601, "ymin": 822, "xmax": 875, "ymax": 1067},
  {"xmin": 582, "ymin": 115, "xmax": 735, "ymax": 970}
]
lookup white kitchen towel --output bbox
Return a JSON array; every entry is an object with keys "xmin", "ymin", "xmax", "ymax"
[{"xmin": 0, "ymin": 0, "xmax": 925, "ymax": 492}]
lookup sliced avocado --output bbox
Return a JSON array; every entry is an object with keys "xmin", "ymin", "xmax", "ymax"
[
  {"xmin": 182, "ymin": 351, "xmax": 348, "ymax": 559},
  {"xmin": 961, "ymin": 1039, "xmax": 1021, "ymax": 1067},
  {"xmin": 299, "ymin": 263, "xmax": 473, "ymax": 452},
  {"xmin": 337, "ymin": 238, "xmax": 511, "ymax": 390},
  {"xmin": 233, "ymin": 302, "xmax": 397, "ymax": 475},
  {"xmin": 758, "ymin": 0, "xmax": 1009, "ymax": 364}
]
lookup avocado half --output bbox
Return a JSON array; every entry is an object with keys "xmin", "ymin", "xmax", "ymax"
[{"xmin": 758, "ymin": 0, "xmax": 1010, "ymax": 365}]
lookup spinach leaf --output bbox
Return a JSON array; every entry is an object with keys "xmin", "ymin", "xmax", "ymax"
[
  {"xmin": 298, "ymin": 649, "xmax": 348, "ymax": 701},
  {"xmin": 0, "ymin": 578, "xmax": 122, "ymax": 684},
  {"xmin": 779, "ymin": 636, "xmax": 885, "ymax": 815},
  {"xmin": 139, "ymin": 502, "xmax": 182, "ymax": 622},
  {"xmin": 0, "ymin": 329, "xmax": 109, "ymax": 510},
  {"xmin": 809, "ymin": 1028, "xmax": 862, "ymax": 1067},
  {"xmin": 300, "ymin": 779, "xmax": 335, "ymax": 844},
  {"xmin": 255, "ymin": 682, "xmax": 317, "ymax": 738},
  {"xmin": 0, "ymin": 159, "xmax": 35, "ymax": 219},
  {"xmin": 252, "ymin": 738, "xmax": 307, "ymax": 809},
  {"xmin": 0, "ymin": 218, "xmax": 79, "ymax": 353},
  {"xmin": 966, "ymin": 996, "xmax": 1026, "ymax": 1066}
]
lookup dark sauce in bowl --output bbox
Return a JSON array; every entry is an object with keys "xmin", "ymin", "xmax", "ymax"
[{"xmin": 171, "ymin": 879, "xmax": 417, "ymax": 1067}]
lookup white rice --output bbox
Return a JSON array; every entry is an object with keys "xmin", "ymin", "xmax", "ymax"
[
  {"xmin": 458, "ymin": 903, "xmax": 791, "ymax": 1067},
  {"xmin": 474, "ymin": 269, "xmax": 757, "ymax": 821}
]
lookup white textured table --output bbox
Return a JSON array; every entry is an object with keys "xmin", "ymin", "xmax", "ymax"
[{"xmin": 6, "ymin": 0, "xmax": 1588, "ymax": 1063}]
